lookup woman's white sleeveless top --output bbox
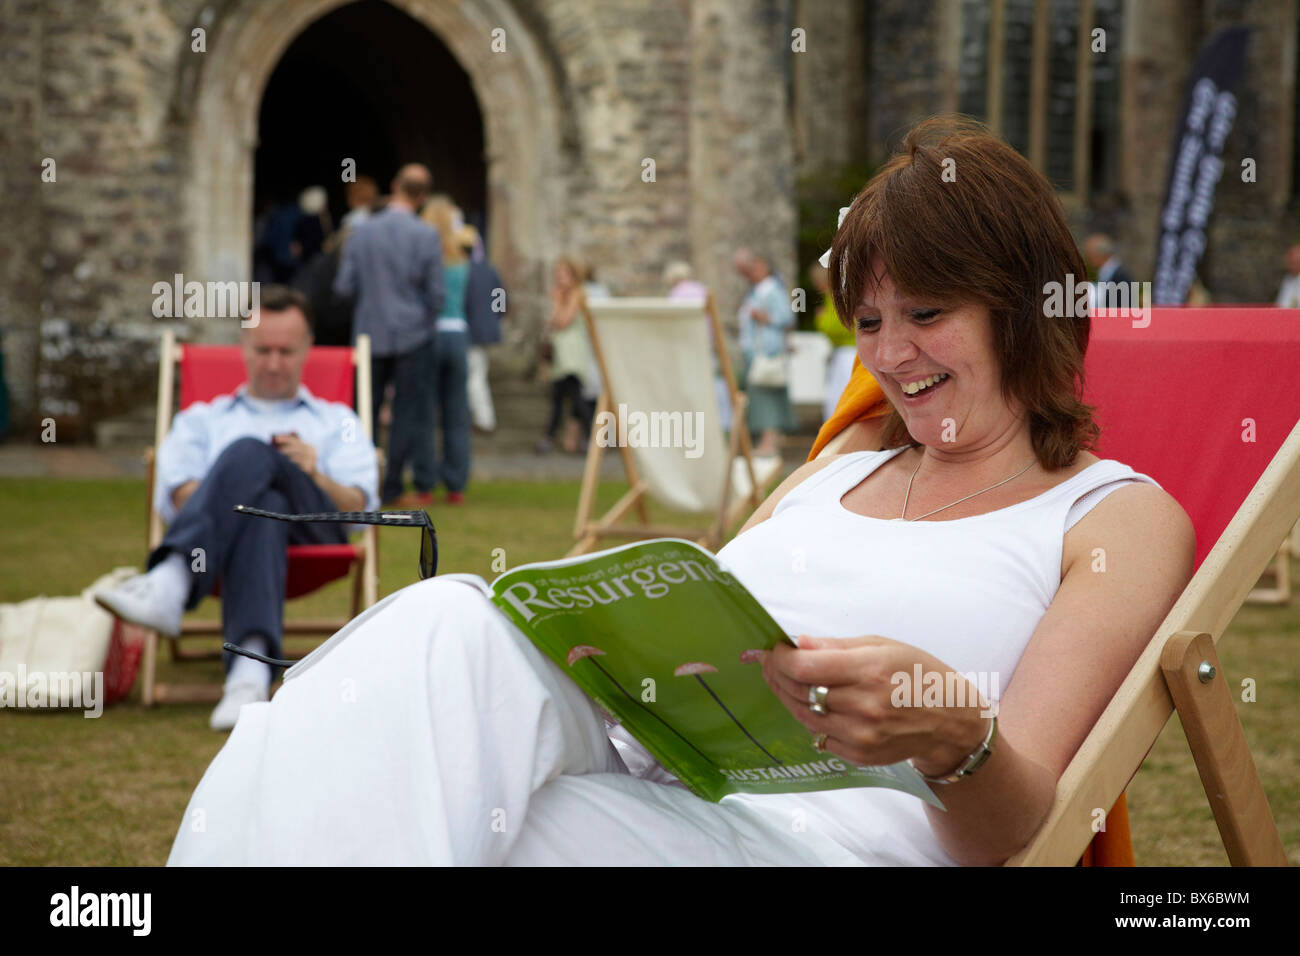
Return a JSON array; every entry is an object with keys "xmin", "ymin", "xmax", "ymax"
[{"xmin": 712, "ymin": 446, "xmax": 1159, "ymax": 865}]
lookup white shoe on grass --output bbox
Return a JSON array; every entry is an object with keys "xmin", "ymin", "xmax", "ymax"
[
  {"xmin": 209, "ymin": 681, "xmax": 269, "ymax": 732},
  {"xmin": 93, "ymin": 573, "xmax": 184, "ymax": 637}
]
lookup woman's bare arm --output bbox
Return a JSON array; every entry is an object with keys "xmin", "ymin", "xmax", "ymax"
[
  {"xmin": 920, "ymin": 482, "xmax": 1195, "ymax": 864},
  {"xmin": 550, "ymin": 288, "xmax": 582, "ymax": 330},
  {"xmin": 820, "ymin": 416, "xmax": 888, "ymax": 456},
  {"xmin": 735, "ymin": 456, "xmax": 842, "ymax": 536},
  {"xmin": 760, "ymin": 481, "xmax": 1193, "ymax": 865},
  {"xmin": 734, "ymin": 417, "xmax": 886, "ymax": 536}
]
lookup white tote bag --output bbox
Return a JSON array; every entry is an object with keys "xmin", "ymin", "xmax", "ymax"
[{"xmin": 0, "ymin": 567, "xmax": 143, "ymax": 711}]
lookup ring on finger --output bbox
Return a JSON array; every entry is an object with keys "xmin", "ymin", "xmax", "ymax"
[
  {"xmin": 812, "ymin": 732, "xmax": 829, "ymax": 752},
  {"xmin": 808, "ymin": 684, "xmax": 830, "ymax": 716}
]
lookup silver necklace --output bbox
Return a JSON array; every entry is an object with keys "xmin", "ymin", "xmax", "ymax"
[{"xmin": 893, "ymin": 452, "xmax": 1037, "ymax": 522}]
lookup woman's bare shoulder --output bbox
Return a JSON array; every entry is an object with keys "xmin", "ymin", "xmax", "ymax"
[
  {"xmin": 782, "ymin": 452, "xmax": 854, "ymax": 488},
  {"xmin": 1062, "ymin": 478, "xmax": 1194, "ymax": 578},
  {"xmin": 736, "ymin": 453, "xmax": 864, "ymax": 535}
]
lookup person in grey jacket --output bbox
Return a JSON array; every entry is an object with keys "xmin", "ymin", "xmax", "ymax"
[{"xmin": 334, "ymin": 164, "xmax": 444, "ymax": 506}]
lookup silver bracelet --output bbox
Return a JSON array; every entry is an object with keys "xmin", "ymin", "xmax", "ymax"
[{"xmin": 910, "ymin": 714, "xmax": 997, "ymax": 785}]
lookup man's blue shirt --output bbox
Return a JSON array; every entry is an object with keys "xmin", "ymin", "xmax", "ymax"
[{"xmin": 154, "ymin": 384, "xmax": 379, "ymax": 523}]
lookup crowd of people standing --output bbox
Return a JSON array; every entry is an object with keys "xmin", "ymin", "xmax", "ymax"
[
  {"xmin": 257, "ymin": 177, "xmax": 1300, "ymax": 498},
  {"xmin": 254, "ymin": 165, "xmax": 505, "ymax": 508}
]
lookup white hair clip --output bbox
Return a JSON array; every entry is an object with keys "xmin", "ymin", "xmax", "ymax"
[{"xmin": 818, "ymin": 205, "xmax": 853, "ymax": 269}]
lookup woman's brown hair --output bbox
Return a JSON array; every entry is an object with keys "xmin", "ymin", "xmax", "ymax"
[
  {"xmin": 554, "ymin": 255, "xmax": 587, "ymax": 289},
  {"xmin": 827, "ymin": 116, "xmax": 1098, "ymax": 470}
]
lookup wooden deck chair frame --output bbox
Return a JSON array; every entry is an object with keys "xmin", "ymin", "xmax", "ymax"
[
  {"xmin": 1246, "ymin": 527, "xmax": 1292, "ymax": 604},
  {"xmin": 569, "ymin": 292, "xmax": 778, "ymax": 556},
  {"xmin": 138, "ymin": 330, "xmax": 380, "ymax": 706},
  {"xmin": 1006, "ymin": 420, "xmax": 1297, "ymax": 865}
]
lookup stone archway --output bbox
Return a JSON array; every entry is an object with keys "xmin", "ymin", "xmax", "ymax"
[{"xmin": 181, "ymin": 0, "xmax": 563, "ymax": 340}]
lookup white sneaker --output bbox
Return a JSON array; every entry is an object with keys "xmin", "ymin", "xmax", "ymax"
[
  {"xmin": 93, "ymin": 573, "xmax": 184, "ymax": 637},
  {"xmin": 209, "ymin": 681, "xmax": 269, "ymax": 732}
]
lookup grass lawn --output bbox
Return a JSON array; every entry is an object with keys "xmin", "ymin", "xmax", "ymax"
[{"xmin": 1, "ymin": 477, "xmax": 1296, "ymax": 865}]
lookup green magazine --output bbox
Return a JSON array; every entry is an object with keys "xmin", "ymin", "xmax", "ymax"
[{"xmin": 467, "ymin": 538, "xmax": 943, "ymax": 808}]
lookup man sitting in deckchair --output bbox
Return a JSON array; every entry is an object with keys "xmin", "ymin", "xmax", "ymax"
[{"xmin": 95, "ymin": 286, "xmax": 378, "ymax": 730}]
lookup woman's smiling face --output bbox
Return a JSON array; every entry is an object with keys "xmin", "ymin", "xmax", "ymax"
[{"xmin": 854, "ymin": 260, "xmax": 1024, "ymax": 450}]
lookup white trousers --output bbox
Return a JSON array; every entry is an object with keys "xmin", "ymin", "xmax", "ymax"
[
  {"xmin": 467, "ymin": 346, "xmax": 495, "ymax": 431},
  {"xmin": 166, "ymin": 578, "xmax": 861, "ymax": 865}
]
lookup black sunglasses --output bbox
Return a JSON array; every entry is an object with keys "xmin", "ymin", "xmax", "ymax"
[
  {"xmin": 232, "ymin": 504, "xmax": 438, "ymax": 579},
  {"xmin": 223, "ymin": 504, "xmax": 437, "ymax": 669}
]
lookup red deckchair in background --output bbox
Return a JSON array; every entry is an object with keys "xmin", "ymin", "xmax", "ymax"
[
  {"xmin": 139, "ymin": 331, "xmax": 378, "ymax": 706},
  {"xmin": 1082, "ymin": 308, "xmax": 1300, "ymax": 572}
]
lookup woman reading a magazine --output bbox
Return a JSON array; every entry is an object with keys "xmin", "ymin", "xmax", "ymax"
[{"xmin": 168, "ymin": 117, "xmax": 1193, "ymax": 867}]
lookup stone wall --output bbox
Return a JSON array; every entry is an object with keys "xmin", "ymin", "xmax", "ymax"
[
  {"xmin": 4, "ymin": 0, "xmax": 1297, "ymax": 440},
  {"xmin": 1202, "ymin": 0, "xmax": 1299, "ymax": 302},
  {"xmin": 1113, "ymin": 0, "xmax": 1202, "ymax": 281},
  {"xmin": 1, "ymin": 0, "xmax": 805, "ymax": 438},
  {"xmin": 689, "ymin": 0, "xmax": 798, "ymax": 333},
  {"xmin": 866, "ymin": 0, "xmax": 958, "ymax": 162},
  {"xmin": 536, "ymin": 0, "xmax": 695, "ymax": 298},
  {"xmin": 0, "ymin": 0, "xmax": 45, "ymax": 435},
  {"xmin": 3, "ymin": 0, "xmax": 192, "ymax": 440},
  {"xmin": 792, "ymin": 0, "xmax": 869, "ymax": 177}
]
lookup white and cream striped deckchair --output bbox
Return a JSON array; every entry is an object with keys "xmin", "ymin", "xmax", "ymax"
[{"xmin": 569, "ymin": 294, "xmax": 783, "ymax": 556}]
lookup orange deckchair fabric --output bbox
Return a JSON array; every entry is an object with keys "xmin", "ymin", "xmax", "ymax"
[
  {"xmin": 1080, "ymin": 794, "xmax": 1135, "ymax": 866},
  {"xmin": 807, "ymin": 358, "xmax": 1133, "ymax": 867},
  {"xmin": 807, "ymin": 357, "xmax": 891, "ymax": 459}
]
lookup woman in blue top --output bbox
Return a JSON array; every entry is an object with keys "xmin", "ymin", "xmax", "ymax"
[
  {"xmin": 733, "ymin": 248, "xmax": 796, "ymax": 458},
  {"xmin": 418, "ymin": 196, "xmax": 473, "ymax": 504}
]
